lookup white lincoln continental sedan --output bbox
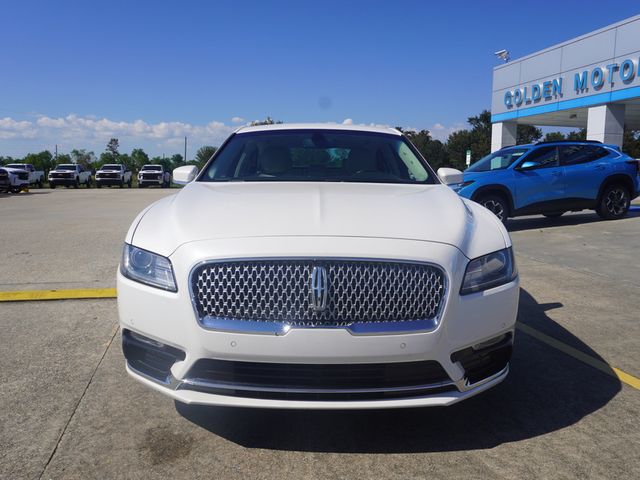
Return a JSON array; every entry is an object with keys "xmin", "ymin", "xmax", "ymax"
[{"xmin": 117, "ymin": 124, "xmax": 519, "ymax": 409}]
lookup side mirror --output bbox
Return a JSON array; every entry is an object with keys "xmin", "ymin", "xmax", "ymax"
[
  {"xmin": 437, "ymin": 167, "xmax": 464, "ymax": 185},
  {"xmin": 173, "ymin": 165, "xmax": 199, "ymax": 184},
  {"xmin": 517, "ymin": 161, "xmax": 537, "ymax": 171}
]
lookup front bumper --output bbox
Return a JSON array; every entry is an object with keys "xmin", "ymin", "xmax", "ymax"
[
  {"xmin": 117, "ymin": 237, "xmax": 519, "ymax": 409},
  {"xmin": 49, "ymin": 177, "xmax": 77, "ymax": 186},
  {"xmin": 96, "ymin": 177, "xmax": 124, "ymax": 185},
  {"xmin": 139, "ymin": 178, "xmax": 163, "ymax": 186}
]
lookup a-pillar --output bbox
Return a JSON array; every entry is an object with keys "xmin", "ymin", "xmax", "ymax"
[
  {"xmin": 491, "ymin": 122, "xmax": 517, "ymax": 152},
  {"xmin": 586, "ymin": 104, "xmax": 625, "ymax": 147}
]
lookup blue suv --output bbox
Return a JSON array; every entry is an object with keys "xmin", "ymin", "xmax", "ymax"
[{"xmin": 451, "ymin": 141, "xmax": 639, "ymax": 223}]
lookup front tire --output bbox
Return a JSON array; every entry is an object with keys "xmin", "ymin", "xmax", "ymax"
[
  {"xmin": 597, "ymin": 184, "xmax": 630, "ymax": 220},
  {"xmin": 477, "ymin": 194, "xmax": 508, "ymax": 224},
  {"xmin": 74, "ymin": 178, "xmax": 79, "ymax": 189},
  {"xmin": 50, "ymin": 183, "xmax": 56, "ymax": 189},
  {"xmin": 96, "ymin": 183, "xmax": 102, "ymax": 189}
]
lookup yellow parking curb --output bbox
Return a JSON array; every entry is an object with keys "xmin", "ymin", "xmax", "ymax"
[
  {"xmin": 517, "ymin": 323, "xmax": 640, "ymax": 391},
  {"xmin": 0, "ymin": 288, "xmax": 117, "ymax": 302}
]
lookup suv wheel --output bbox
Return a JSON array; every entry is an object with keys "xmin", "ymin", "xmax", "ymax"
[
  {"xmin": 478, "ymin": 194, "xmax": 508, "ymax": 224},
  {"xmin": 74, "ymin": 178, "xmax": 79, "ymax": 189},
  {"xmin": 597, "ymin": 184, "xmax": 630, "ymax": 220}
]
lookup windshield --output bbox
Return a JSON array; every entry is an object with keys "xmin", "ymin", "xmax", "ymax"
[
  {"xmin": 199, "ymin": 130, "xmax": 435, "ymax": 184},
  {"xmin": 6, "ymin": 164, "xmax": 27, "ymax": 169},
  {"xmin": 56, "ymin": 165, "xmax": 77, "ymax": 171},
  {"xmin": 466, "ymin": 148, "xmax": 529, "ymax": 172},
  {"xmin": 141, "ymin": 165, "xmax": 162, "ymax": 171},
  {"xmin": 101, "ymin": 165, "xmax": 121, "ymax": 171}
]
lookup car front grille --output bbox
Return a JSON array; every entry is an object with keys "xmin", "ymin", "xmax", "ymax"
[
  {"xmin": 191, "ymin": 259, "xmax": 446, "ymax": 327},
  {"xmin": 141, "ymin": 173, "xmax": 160, "ymax": 179},
  {"xmin": 17, "ymin": 172, "xmax": 29, "ymax": 180}
]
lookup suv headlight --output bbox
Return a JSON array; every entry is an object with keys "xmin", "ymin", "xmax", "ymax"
[
  {"xmin": 460, "ymin": 248, "xmax": 517, "ymax": 295},
  {"xmin": 120, "ymin": 244, "xmax": 177, "ymax": 292}
]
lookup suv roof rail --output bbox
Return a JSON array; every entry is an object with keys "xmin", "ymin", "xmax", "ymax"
[{"xmin": 534, "ymin": 139, "xmax": 602, "ymax": 145}]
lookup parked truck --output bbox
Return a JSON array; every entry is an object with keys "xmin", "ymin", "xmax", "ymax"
[
  {"xmin": 4, "ymin": 163, "xmax": 45, "ymax": 188},
  {"xmin": 137, "ymin": 164, "xmax": 172, "ymax": 188},
  {"xmin": 95, "ymin": 164, "xmax": 132, "ymax": 188},
  {"xmin": 48, "ymin": 164, "xmax": 93, "ymax": 188}
]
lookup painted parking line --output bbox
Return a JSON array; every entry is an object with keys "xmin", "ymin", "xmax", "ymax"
[
  {"xmin": 0, "ymin": 288, "xmax": 117, "ymax": 302},
  {"xmin": 517, "ymin": 323, "xmax": 640, "ymax": 390},
  {"xmin": 0, "ymin": 287, "xmax": 638, "ymax": 390}
]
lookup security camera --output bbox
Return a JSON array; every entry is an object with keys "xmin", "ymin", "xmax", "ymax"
[{"xmin": 494, "ymin": 49, "xmax": 510, "ymax": 62}]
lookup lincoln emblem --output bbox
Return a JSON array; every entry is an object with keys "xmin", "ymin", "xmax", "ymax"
[{"xmin": 310, "ymin": 266, "xmax": 329, "ymax": 311}]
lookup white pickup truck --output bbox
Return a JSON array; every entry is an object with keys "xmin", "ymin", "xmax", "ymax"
[
  {"xmin": 4, "ymin": 163, "xmax": 45, "ymax": 188},
  {"xmin": 138, "ymin": 164, "xmax": 172, "ymax": 188},
  {"xmin": 95, "ymin": 164, "xmax": 132, "ymax": 188},
  {"xmin": 48, "ymin": 164, "xmax": 93, "ymax": 188}
]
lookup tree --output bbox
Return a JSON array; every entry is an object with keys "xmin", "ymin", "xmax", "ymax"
[
  {"xmin": 517, "ymin": 125, "xmax": 542, "ymax": 144},
  {"xmin": 543, "ymin": 131, "xmax": 567, "ymax": 142},
  {"xmin": 70, "ymin": 149, "xmax": 96, "ymax": 170},
  {"xmin": 399, "ymin": 129, "xmax": 450, "ymax": 170},
  {"xmin": 150, "ymin": 156, "xmax": 173, "ymax": 172},
  {"xmin": 170, "ymin": 154, "xmax": 184, "ymax": 170},
  {"xmin": 195, "ymin": 146, "xmax": 217, "ymax": 169},
  {"xmin": 131, "ymin": 148, "xmax": 149, "ymax": 172},
  {"xmin": 0, "ymin": 156, "xmax": 16, "ymax": 166},
  {"xmin": 98, "ymin": 151, "xmax": 116, "ymax": 167},
  {"xmin": 117, "ymin": 153, "xmax": 134, "ymax": 172},
  {"xmin": 566, "ymin": 128, "xmax": 587, "ymax": 141},
  {"xmin": 24, "ymin": 151, "xmax": 55, "ymax": 173},
  {"xmin": 622, "ymin": 128, "xmax": 640, "ymax": 158},
  {"xmin": 106, "ymin": 138, "xmax": 119, "ymax": 157},
  {"xmin": 250, "ymin": 117, "xmax": 283, "ymax": 126}
]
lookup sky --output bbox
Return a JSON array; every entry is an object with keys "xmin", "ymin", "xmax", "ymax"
[{"xmin": 1, "ymin": 1, "xmax": 638, "ymax": 159}]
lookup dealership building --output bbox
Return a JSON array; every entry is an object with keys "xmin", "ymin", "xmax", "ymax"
[{"xmin": 491, "ymin": 15, "xmax": 640, "ymax": 152}]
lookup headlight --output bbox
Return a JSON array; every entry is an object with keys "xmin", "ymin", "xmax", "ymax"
[
  {"xmin": 460, "ymin": 248, "xmax": 517, "ymax": 295},
  {"xmin": 120, "ymin": 244, "xmax": 177, "ymax": 292}
]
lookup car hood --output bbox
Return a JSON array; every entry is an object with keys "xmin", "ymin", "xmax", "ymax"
[{"xmin": 130, "ymin": 182, "xmax": 508, "ymax": 259}]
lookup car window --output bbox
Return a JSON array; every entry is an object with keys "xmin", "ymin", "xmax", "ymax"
[
  {"xmin": 466, "ymin": 148, "xmax": 529, "ymax": 172},
  {"xmin": 199, "ymin": 130, "xmax": 435, "ymax": 184},
  {"xmin": 560, "ymin": 145, "xmax": 609, "ymax": 166},
  {"xmin": 521, "ymin": 146, "xmax": 558, "ymax": 168}
]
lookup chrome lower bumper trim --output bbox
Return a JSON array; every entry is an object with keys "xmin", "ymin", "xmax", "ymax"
[{"xmin": 199, "ymin": 315, "xmax": 439, "ymax": 336}]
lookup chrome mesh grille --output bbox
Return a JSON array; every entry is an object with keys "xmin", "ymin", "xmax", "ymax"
[{"xmin": 192, "ymin": 259, "xmax": 446, "ymax": 326}]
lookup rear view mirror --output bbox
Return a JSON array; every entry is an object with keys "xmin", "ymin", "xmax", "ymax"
[
  {"xmin": 437, "ymin": 167, "xmax": 464, "ymax": 185},
  {"xmin": 173, "ymin": 165, "xmax": 199, "ymax": 184}
]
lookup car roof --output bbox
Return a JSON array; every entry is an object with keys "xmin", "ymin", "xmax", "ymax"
[
  {"xmin": 501, "ymin": 141, "xmax": 619, "ymax": 151},
  {"xmin": 235, "ymin": 122, "xmax": 402, "ymax": 136}
]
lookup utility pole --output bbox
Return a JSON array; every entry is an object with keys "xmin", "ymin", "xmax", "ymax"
[
  {"xmin": 55, "ymin": 144, "xmax": 58, "ymax": 161},
  {"xmin": 184, "ymin": 136, "xmax": 187, "ymax": 164}
]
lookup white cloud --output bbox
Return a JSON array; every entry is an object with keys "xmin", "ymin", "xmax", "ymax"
[
  {"xmin": 231, "ymin": 116, "xmax": 244, "ymax": 123},
  {"xmin": 0, "ymin": 114, "xmax": 236, "ymax": 156},
  {"xmin": 342, "ymin": 118, "xmax": 353, "ymax": 125},
  {"xmin": 428, "ymin": 122, "xmax": 465, "ymax": 141}
]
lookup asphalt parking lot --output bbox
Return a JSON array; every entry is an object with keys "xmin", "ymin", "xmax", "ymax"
[{"xmin": 1, "ymin": 189, "xmax": 639, "ymax": 480}]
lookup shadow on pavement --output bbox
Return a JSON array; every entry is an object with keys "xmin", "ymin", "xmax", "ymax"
[
  {"xmin": 507, "ymin": 205, "xmax": 640, "ymax": 232},
  {"xmin": 176, "ymin": 288, "xmax": 621, "ymax": 453}
]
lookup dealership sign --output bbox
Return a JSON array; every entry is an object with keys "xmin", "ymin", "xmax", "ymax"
[{"xmin": 504, "ymin": 58, "xmax": 639, "ymax": 108}]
